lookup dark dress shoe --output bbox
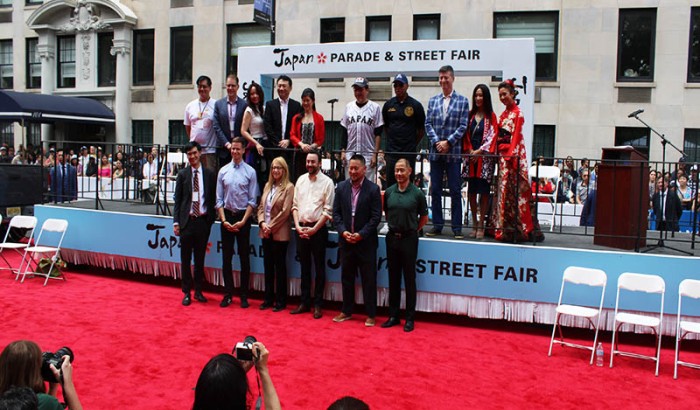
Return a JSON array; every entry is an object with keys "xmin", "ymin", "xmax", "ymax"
[
  {"xmin": 220, "ymin": 296, "xmax": 233, "ymax": 308},
  {"xmin": 240, "ymin": 297, "xmax": 250, "ymax": 309},
  {"xmin": 182, "ymin": 294, "xmax": 191, "ymax": 306},
  {"xmin": 313, "ymin": 306, "xmax": 322, "ymax": 319},
  {"xmin": 381, "ymin": 317, "xmax": 400, "ymax": 328},
  {"xmin": 290, "ymin": 304, "xmax": 310, "ymax": 314},
  {"xmin": 260, "ymin": 302, "xmax": 273, "ymax": 310},
  {"xmin": 272, "ymin": 305, "xmax": 286, "ymax": 312},
  {"xmin": 194, "ymin": 292, "xmax": 208, "ymax": 303},
  {"xmin": 404, "ymin": 320, "xmax": 415, "ymax": 332}
]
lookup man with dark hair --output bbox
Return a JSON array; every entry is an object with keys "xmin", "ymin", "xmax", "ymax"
[
  {"xmin": 216, "ymin": 137, "xmax": 258, "ymax": 308},
  {"xmin": 332, "ymin": 154, "xmax": 382, "ymax": 326},
  {"xmin": 0, "ymin": 386, "xmax": 38, "ymax": 410},
  {"xmin": 382, "ymin": 73, "xmax": 426, "ymax": 186},
  {"xmin": 424, "ymin": 65, "xmax": 469, "ymax": 239},
  {"xmin": 185, "ymin": 75, "xmax": 218, "ymax": 172},
  {"xmin": 174, "ymin": 141, "xmax": 217, "ymax": 306},
  {"xmin": 213, "ymin": 74, "xmax": 247, "ymax": 168},
  {"xmin": 291, "ymin": 150, "xmax": 335, "ymax": 318},
  {"xmin": 327, "ymin": 396, "xmax": 370, "ymax": 410},
  {"xmin": 263, "ymin": 75, "xmax": 302, "ymax": 181},
  {"xmin": 49, "ymin": 149, "xmax": 77, "ymax": 203}
]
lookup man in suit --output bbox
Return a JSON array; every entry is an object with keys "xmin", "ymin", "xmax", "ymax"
[
  {"xmin": 173, "ymin": 141, "xmax": 217, "ymax": 306},
  {"xmin": 263, "ymin": 75, "xmax": 302, "ymax": 182},
  {"xmin": 50, "ymin": 149, "xmax": 77, "ymax": 203},
  {"xmin": 652, "ymin": 179, "xmax": 683, "ymax": 242},
  {"xmin": 212, "ymin": 74, "xmax": 247, "ymax": 169},
  {"xmin": 424, "ymin": 65, "xmax": 469, "ymax": 239},
  {"xmin": 332, "ymin": 154, "xmax": 382, "ymax": 327}
]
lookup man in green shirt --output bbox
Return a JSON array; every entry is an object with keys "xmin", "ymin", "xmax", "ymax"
[{"xmin": 381, "ymin": 159, "xmax": 429, "ymax": 332}]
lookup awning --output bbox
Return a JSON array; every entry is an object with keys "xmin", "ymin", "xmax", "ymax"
[{"xmin": 0, "ymin": 90, "xmax": 115, "ymax": 124}]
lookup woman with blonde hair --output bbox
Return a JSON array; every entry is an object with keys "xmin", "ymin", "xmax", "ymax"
[
  {"xmin": 257, "ymin": 156, "xmax": 295, "ymax": 311},
  {"xmin": 0, "ymin": 340, "xmax": 82, "ymax": 410}
]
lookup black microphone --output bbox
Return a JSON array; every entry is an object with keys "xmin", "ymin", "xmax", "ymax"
[{"xmin": 628, "ymin": 109, "xmax": 644, "ymax": 118}]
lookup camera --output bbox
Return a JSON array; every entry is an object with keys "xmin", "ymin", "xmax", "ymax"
[
  {"xmin": 233, "ymin": 336, "xmax": 258, "ymax": 361},
  {"xmin": 41, "ymin": 347, "xmax": 74, "ymax": 383}
]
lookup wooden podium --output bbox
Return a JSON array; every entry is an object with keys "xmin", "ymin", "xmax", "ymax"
[{"xmin": 594, "ymin": 147, "xmax": 649, "ymax": 249}]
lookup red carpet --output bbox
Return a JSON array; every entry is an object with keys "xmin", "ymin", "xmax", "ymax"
[{"xmin": 2, "ymin": 258, "xmax": 700, "ymax": 409}]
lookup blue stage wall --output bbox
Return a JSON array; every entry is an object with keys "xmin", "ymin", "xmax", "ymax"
[{"xmin": 35, "ymin": 205, "xmax": 700, "ymax": 316}]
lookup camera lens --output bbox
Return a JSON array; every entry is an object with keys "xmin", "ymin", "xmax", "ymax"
[{"xmin": 243, "ymin": 336, "xmax": 257, "ymax": 345}]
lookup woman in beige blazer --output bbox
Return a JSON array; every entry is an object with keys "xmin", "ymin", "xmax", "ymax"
[{"xmin": 257, "ymin": 156, "xmax": 295, "ymax": 311}]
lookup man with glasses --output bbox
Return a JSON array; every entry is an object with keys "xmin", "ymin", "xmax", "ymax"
[{"xmin": 382, "ymin": 74, "xmax": 426, "ymax": 187}]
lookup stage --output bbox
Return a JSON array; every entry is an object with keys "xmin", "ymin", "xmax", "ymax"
[{"xmin": 35, "ymin": 201, "xmax": 700, "ymax": 337}]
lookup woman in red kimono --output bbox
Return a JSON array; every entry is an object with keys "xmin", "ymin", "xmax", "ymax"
[
  {"xmin": 493, "ymin": 79, "xmax": 536, "ymax": 242},
  {"xmin": 462, "ymin": 84, "xmax": 498, "ymax": 239}
]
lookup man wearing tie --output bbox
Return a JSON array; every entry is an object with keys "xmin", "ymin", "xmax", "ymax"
[
  {"xmin": 213, "ymin": 74, "xmax": 247, "ymax": 169},
  {"xmin": 263, "ymin": 75, "xmax": 302, "ymax": 181},
  {"xmin": 50, "ymin": 149, "xmax": 77, "ymax": 203},
  {"xmin": 332, "ymin": 154, "xmax": 382, "ymax": 327},
  {"xmin": 174, "ymin": 142, "xmax": 217, "ymax": 306}
]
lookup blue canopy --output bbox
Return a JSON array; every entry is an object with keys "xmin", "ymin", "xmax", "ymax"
[{"xmin": 0, "ymin": 90, "xmax": 115, "ymax": 124}]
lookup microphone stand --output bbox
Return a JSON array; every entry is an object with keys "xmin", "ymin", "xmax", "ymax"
[{"xmin": 633, "ymin": 113, "xmax": 691, "ymax": 255}]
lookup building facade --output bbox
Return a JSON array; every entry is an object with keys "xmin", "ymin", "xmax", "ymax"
[{"xmin": 1, "ymin": 0, "xmax": 700, "ymax": 163}]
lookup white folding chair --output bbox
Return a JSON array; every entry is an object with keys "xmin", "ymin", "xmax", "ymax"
[
  {"xmin": 610, "ymin": 272, "xmax": 665, "ymax": 376},
  {"xmin": 0, "ymin": 215, "xmax": 38, "ymax": 274},
  {"xmin": 18, "ymin": 219, "xmax": 69, "ymax": 286},
  {"xmin": 548, "ymin": 266, "xmax": 607, "ymax": 364},
  {"xmin": 528, "ymin": 165, "xmax": 560, "ymax": 231},
  {"xmin": 674, "ymin": 279, "xmax": 700, "ymax": 379}
]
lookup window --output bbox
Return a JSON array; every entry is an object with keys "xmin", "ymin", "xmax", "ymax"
[
  {"xmin": 26, "ymin": 38, "xmax": 40, "ymax": 89},
  {"xmin": 532, "ymin": 125, "xmax": 555, "ymax": 163},
  {"xmin": 0, "ymin": 0, "xmax": 11, "ymax": 7},
  {"xmin": 0, "ymin": 40, "xmax": 12, "ymax": 89},
  {"xmin": 132, "ymin": 120, "xmax": 153, "ymax": 146},
  {"xmin": 0, "ymin": 122, "xmax": 12, "ymax": 147},
  {"xmin": 26, "ymin": 1, "xmax": 43, "ymax": 5},
  {"xmin": 170, "ymin": 27, "xmax": 192, "ymax": 85},
  {"xmin": 168, "ymin": 120, "xmax": 188, "ymax": 146},
  {"xmin": 617, "ymin": 8, "xmax": 656, "ymax": 82},
  {"xmin": 688, "ymin": 8, "xmax": 700, "ymax": 82},
  {"xmin": 413, "ymin": 15, "xmax": 440, "ymax": 82},
  {"xmin": 365, "ymin": 16, "xmax": 391, "ymax": 82},
  {"xmin": 366, "ymin": 16, "xmax": 391, "ymax": 42},
  {"xmin": 133, "ymin": 30, "xmax": 154, "ymax": 86},
  {"xmin": 226, "ymin": 24, "xmax": 271, "ymax": 76},
  {"xmin": 26, "ymin": 123, "xmax": 40, "ymax": 147},
  {"xmin": 320, "ymin": 18, "xmax": 345, "ymax": 83},
  {"xmin": 57, "ymin": 36, "xmax": 76, "ymax": 88},
  {"xmin": 97, "ymin": 32, "xmax": 116, "ymax": 87},
  {"xmin": 615, "ymin": 127, "xmax": 650, "ymax": 157},
  {"xmin": 494, "ymin": 12, "xmax": 559, "ymax": 81},
  {"xmin": 684, "ymin": 129, "xmax": 700, "ymax": 163}
]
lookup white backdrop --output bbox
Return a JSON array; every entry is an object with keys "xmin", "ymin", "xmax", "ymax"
[{"xmin": 238, "ymin": 38, "xmax": 535, "ymax": 163}]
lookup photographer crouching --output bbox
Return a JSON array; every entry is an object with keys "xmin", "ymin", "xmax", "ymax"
[
  {"xmin": 193, "ymin": 336, "xmax": 281, "ymax": 410},
  {"xmin": 0, "ymin": 340, "xmax": 82, "ymax": 410}
]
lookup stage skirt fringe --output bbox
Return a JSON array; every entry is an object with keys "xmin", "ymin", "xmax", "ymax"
[{"xmin": 60, "ymin": 249, "xmax": 694, "ymax": 338}]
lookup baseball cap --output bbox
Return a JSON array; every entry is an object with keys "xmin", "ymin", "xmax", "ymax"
[
  {"xmin": 351, "ymin": 77, "xmax": 369, "ymax": 88},
  {"xmin": 393, "ymin": 73, "xmax": 408, "ymax": 85},
  {"xmin": 71, "ymin": 155, "xmax": 78, "ymax": 160},
  {"xmin": 0, "ymin": 147, "xmax": 6, "ymax": 152},
  {"xmin": 692, "ymin": 165, "xmax": 699, "ymax": 172},
  {"xmin": 81, "ymin": 145, "xmax": 87, "ymax": 150}
]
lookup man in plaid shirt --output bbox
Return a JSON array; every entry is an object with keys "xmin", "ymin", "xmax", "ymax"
[{"xmin": 424, "ymin": 65, "xmax": 469, "ymax": 238}]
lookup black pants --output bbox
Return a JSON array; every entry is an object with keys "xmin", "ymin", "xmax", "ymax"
[
  {"xmin": 386, "ymin": 232, "xmax": 418, "ymax": 320},
  {"xmin": 262, "ymin": 238, "xmax": 288, "ymax": 307},
  {"xmin": 221, "ymin": 211, "xmax": 251, "ymax": 298},
  {"xmin": 180, "ymin": 216, "xmax": 212, "ymax": 294},
  {"xmin": 340, "ymin": 244, "xmax": 377, "ymax": 318},
  {"xmin": 296, "ymin": 225, "xmax": 327, "ymax": 308}
]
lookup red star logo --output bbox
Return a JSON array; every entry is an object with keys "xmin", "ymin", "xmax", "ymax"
[{"xmin": 317, "ymin": 52, "xmax": 327, "ymax": 64}]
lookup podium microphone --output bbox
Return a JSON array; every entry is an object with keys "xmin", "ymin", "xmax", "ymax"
[{"xmin": 627, "ymin": 109, "xmax": 644, "ymax": 118}]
